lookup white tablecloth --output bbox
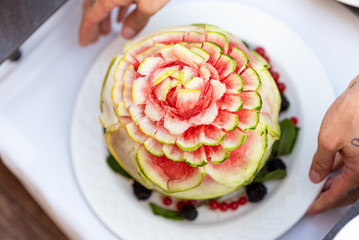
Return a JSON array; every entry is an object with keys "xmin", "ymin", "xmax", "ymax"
[{"xmin": 0, "ymin": 0, "xmax": 358, "ymax": 239}]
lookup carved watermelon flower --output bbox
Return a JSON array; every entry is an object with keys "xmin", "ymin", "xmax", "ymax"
[{"xmin": 100, "ymin": 25, "xmax": 280, "ymax": 199}]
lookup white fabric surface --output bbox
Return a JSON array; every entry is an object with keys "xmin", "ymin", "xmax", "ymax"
[{"xmin": 0, "ymin": 0, "xmax": 358, "ymax": 239}]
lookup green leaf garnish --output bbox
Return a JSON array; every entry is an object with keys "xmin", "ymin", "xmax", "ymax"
[
  {"xmin": 270, "ymin": 119, "xmax": 299, "ymax": 158},
  {"xmin": 106, "ymin": 154, "xmax": 132, "ymax": 179},
  {"xmin": 149, "ymin": 203, "xmax": 184, "ymax": 220},
  {"xmin": 253, "ymin": 169, "xmax": 287, "ymax": 183}
]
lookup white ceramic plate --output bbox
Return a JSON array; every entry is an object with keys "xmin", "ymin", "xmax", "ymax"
[
  {"xmin": 337, "ymin": 0, "xmax": 359, "ymax": 8},
  {"xmin": 71, "ymin": 1, "xmax": 335, "ymax": 239}
]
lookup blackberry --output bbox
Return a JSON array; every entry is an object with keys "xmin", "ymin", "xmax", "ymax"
[
  {"xmin": 180, "ymin": 204, "xmax": 198, "ymax": 221},
  {"xmin": 246, "ymin": 182, "xmax": 267, "ymax": 202},
  {"xmin": 280, "ymin": 92, "xmax": 290, "ymax": 112},
  {"xmin": 267, "ymin": 158, "xmax": 286, "ymax": 172},
  {"xmin": 132, "ymin": 181, "xmax": 152, "ymax": 200}
]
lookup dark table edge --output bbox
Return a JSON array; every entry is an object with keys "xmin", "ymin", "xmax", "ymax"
[{"xmin": 0, "ymin": 0, "xmax": 68, "ymax": 65}]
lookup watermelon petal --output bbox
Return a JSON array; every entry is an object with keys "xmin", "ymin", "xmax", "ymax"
[
  {"xmin": 144, "ymin": 138, "xmax": 164, "ymax": 157},
  {"xmin": 186, "ymin": 146, "xmax": 208, "ymax": 167},
  {"xmin": 222, "ymin": 73, "xmax": 244, "ymax": 94},
  {"xmin": 132, "ymin": 76, "xmax": 150, "ymax": 105},
  {"xmin": 144, "ymin": 99, "xmax": 165, "ymax": 122},
  {"xmin": 219, "ymin": 94, "xmax": 243, "ymax": 112},
  {"xmin": 176, "ymin": 89, "xmax": 201, "ymax": 115},
  {"xmin": 152, "ymin": 31, "xmax": 185, "ymax": 44},
  {"xmin": 184, "ymin": 77, "xmax": 204, "ymax": 89},
  {"xmin": 201, "ymin": 41, "xmax": 222, "ymax": 64},
  {"xmin": 122, "ymin": 65, "xmax": 138, "ymax": 108},
  {"xmin": 154, "ymin": 124, "xmax": 177, "ymax": 145},
  {"xmin": 154, "ymin": 78, "xmax": 172, "ymax": 101},
  {"xmin": 199, "ymin": 125, "xmax": 225, "ymax": 146},
  {"xmin": 136, "ymin": 146, "xmax": 205, "ymax": 193},
  {"xmin": 125, "ymin": 122, "xmax": 148, "ymax": 144},
  {"xmin": 236, "ymin": 109, "xmax": 260, "ymax": 131},
  {"xmin": 138, "ymin": 117, "xmax": 158, "ymax": 137},
  {"xmin": 206, "ymin": 31, "xmax": 229, "ymax": 54},
  {"xmin": 221, "ymin": 128, "xmax": 248, "ymax": 150},
  {"xmin": 176, "ymin": 127, "xmax": 202, "ymax": 152},
  {"xmin": 215, "ymin": 54, "xmax": 236, "ymax": 79},
  {"xmin": 189, "ymin": 102, "xmax": 218, "ymax": 125},
  {"xmin": 162, "ymin": 144, "xmax": 187, "ymax": 162},
  {"xmin": 129, "ymin": 104, "xmax": 145, "ymax": 124},
  {"xmin": 212, "ymin": 110, "xmax": 239, "ymax": 131},
  {"xmin": 241, "ymin": 67, "xmax": 261, "ymax": 91},
  {"xmin": 173, "ymin": 43, "xmax": 206, "ymax": 67},
  {"xmin": 210, "ymin": 80, "xmax": 226, "ymax": 101},
  {"xmin": 125, "ymin": 38, "xmax": 155, "ymax": 57},
  {"xmin": 184, "ymin": 31, "xmax": 206, "ymax": 42},
  {"xmin": 164, "ymin": 115, "xmax": 192, "ymax": 135},
  {"xmin": 190, "ymin": 47, "xmax": 210, "ymax": 62},
  {"xmin": 137, "ymin": 57, "xmax": 164, "ymax": 76},
  {"xmin": 159, "ymin": 44, "xmax": 177, "ymax": 62},
  {"xmin": 135, "ymin": 43, "xmax": 166, "ymax": 62},
  {"xmin": 206, "ymin": 145, "xmax": 229, "ymax": 164},
  {"xmin": 240, "ymin": 91, "xmax": 263, "ymax": 111},
  {"xmin": 230, "ymin": 47, "xmax": 249, "ymax": 73}
]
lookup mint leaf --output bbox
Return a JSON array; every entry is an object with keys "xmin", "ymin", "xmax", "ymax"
[
  {"xmin": 106, "ymin": 154, "xmax": 132, "ymax": 179},
  {"xmin": 150, "ymin": 203, "xmax": 184, "ymax": 220},
  {"xmin": 253, "ymin": 169, "xmax": 287, "ymax": 183},
  {"xmin": 270, "ymin": 119, "xmax": 299, "ymax": 158},
  {"xmin": 278, "ymin": 119, "xmax": 299, "ymax": 155}
]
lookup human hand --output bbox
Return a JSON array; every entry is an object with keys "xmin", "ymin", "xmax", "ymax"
[
  {"xmin": 79, "ymin": 0, "xmax": 170, "ymax": 46},
  {"xmin": 308, "ymin": 75, "xmax": 359, "ymax": 215}
]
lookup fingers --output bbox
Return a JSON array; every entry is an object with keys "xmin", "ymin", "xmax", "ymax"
[
  {"xmin": 308, "ymin": 168, "xmax": 359, "ymax": 215},
  {"xmin": 121, "ymin": 0, "xmax": 169, "ymax": 39},
  {"xmin": 117, "ymin": 6, "xmax": 129, "ymax": 23},
  {"xmin": 309, "ymin": 142, "xmax": 337, "ymax": 183},
  {"xmin": 79, "ymin": 0, "xmax": 133, "ymax": 46},
  {"xmin": 121, "ymin": 8, "xmax": 149, "ymax": 39},
  {"xmin": 332, "ymin": 153, "xmax": 344, "ymax": 171},
  {"xmin": 79, "ymin": 0, "xmax": 169, "ymax": 45},
  {"xmin": 100, "ymin": 14, "xmax": 111, "ymax": 35}
]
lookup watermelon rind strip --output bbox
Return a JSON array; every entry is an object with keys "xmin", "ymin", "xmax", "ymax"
[{"xmin": 100, "ymin": 56, "xmax": 117, "ymax": 112}]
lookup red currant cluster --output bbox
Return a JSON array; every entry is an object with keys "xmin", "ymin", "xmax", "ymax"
[
  {"xmin": 254, "ymin": 47, "xmax": 286, "ymax": 92},
  {"xmin": 209, "ymin": 196, "xmax": 248, "ymax": 211},
  {"xmin": 255, "ymin": 47, "xmax": 299, "ymax": 127}
]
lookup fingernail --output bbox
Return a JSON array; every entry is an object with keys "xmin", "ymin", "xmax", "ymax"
[
  {"xmin": 122, "ymin": 26, "xmax": 136, "ymax": 39},
  {"xmin": 309, "ymin": 169, "xmax": 321, "ymax": 183}
]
